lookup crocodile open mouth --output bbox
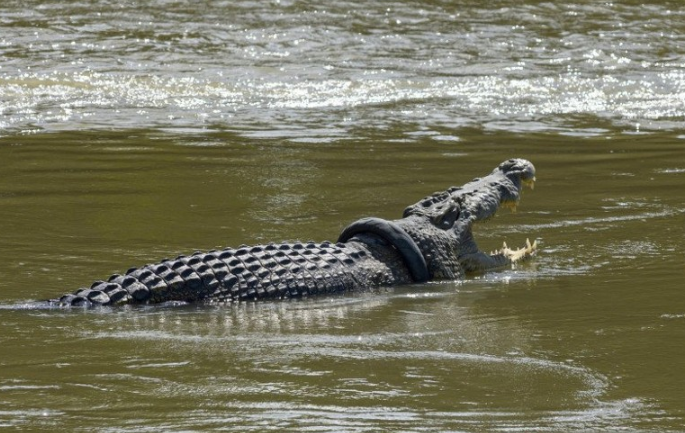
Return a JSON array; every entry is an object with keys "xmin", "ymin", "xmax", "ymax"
[{"xmin": 490, "ymin": 176, "xmax": 537, "ymax": 264}]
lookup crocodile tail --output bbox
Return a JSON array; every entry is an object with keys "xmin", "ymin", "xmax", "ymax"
[{"xmin": 52, "ymin": 241, "xmax": 363, "ymax": 307}]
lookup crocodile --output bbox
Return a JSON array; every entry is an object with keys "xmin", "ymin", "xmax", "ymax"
[{"xmin": 51, "ymin": 158, "xmax": 537, "ymax": 307}]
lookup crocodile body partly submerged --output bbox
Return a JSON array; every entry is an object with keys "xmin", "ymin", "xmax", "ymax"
[{"xmin": 52, "ymin": 158, "xmax": 537, "ymax": 307}]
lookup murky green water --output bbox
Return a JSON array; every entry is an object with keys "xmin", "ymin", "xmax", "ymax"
[
  {"xmin": 2, "ymin": 132, "xmax": 684, "ymax": 432},
  {"xmin": 2, "ymin": 1, "xmax": 685, "ymax": 431}
]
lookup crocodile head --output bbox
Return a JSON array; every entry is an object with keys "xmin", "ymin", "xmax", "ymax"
[{"xmin": 400, "ymin": 158, "xmax": 537, "ymax": 276}]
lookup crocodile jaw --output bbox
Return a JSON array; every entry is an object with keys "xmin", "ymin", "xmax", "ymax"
[{"xmin": 491, "ymin": 238, "xmax": 537, "ymax": 263}]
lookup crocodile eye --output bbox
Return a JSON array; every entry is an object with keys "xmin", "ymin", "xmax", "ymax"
[{"xmin": 430, "ymin": 200, "xmax": 459, "ymax": 229}]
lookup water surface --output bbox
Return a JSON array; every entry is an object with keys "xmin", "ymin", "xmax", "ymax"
[{"xmin": 1, "ymin": 1, "xmax": 685, "ymax": 432}]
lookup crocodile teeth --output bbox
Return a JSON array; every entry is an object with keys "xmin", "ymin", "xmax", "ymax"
[
  {"xmin": 492, "ymin": 238, "xmax": 537, "ymax": 262},
  {"xmin": 523, "ymin": 177, "xmax": 536, "ymax": 190}
]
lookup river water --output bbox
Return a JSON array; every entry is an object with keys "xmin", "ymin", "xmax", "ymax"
[{"xmin": 1, "ymin": 1, "xmax": 685, "ymax": 432}]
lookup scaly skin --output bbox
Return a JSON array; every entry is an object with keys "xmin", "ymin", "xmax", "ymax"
[{"xmin": 51, "ymin": 158, "xmax": 537, "ymax": 307}]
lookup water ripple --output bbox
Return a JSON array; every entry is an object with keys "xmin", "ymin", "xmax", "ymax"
[{"xmin": 2, "ymin": 1, "xmax": 684, "ymax": 135}]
